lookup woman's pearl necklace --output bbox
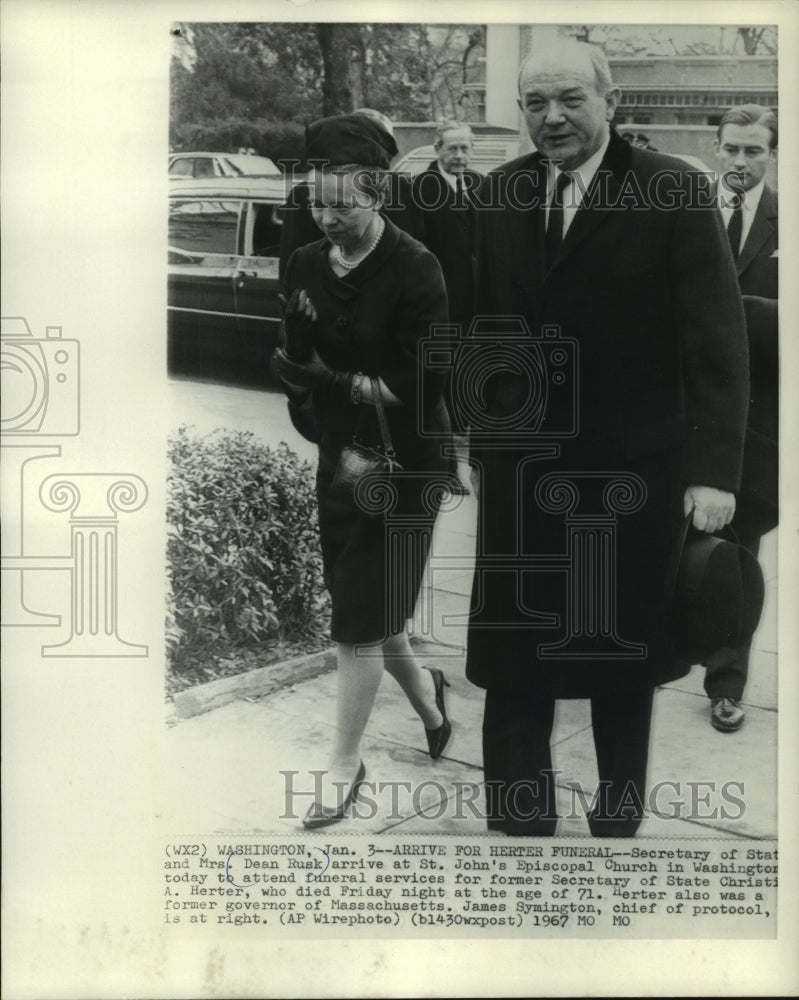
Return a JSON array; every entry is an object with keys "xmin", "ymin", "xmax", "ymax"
[{"xmin": 333, "ymin": 216, "xmax": 385, "ymax": 271}]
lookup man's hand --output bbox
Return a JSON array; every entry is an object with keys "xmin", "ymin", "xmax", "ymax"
[{"xmin": 683, "ymin": 485, "xmax": 736, "ymax": 534}]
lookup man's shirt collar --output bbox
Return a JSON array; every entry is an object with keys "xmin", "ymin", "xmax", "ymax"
[{"xmin": 546, "ymin": 133, "xmax": 611, "ymax": 203}]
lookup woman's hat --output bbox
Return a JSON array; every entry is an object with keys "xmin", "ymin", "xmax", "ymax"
[
  {"xmin": 305, "ymin": 113, "xmax": 398, "ymax": 169},
  {"xmin": 666, "ymin": 512, "xmax": 765, "ymax": 662}
]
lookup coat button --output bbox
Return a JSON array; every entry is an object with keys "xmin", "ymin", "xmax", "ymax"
[{"xmin": 335, "ymin": 315, "xmax": 348, "ymax": 327}]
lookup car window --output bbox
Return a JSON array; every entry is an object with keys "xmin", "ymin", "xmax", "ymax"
[
  {"xmin": 248, "ymin": 201, "xmax": 283, "ymax": 258},
  {"xmin": 169, "ymin": 158, "xmax": 194, "ymax": 178},
  {"xmin": 195, "ymin": 158, "xmax": 217, "ymax": 178},
  {"xmin": 169, "ymin": 198, "xmax": 242, "ymax": 256}
]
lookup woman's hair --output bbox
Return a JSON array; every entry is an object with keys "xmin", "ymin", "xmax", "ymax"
[{"xmin": 310, "ymin": 163, "xmax": 388, "ymax": 207}]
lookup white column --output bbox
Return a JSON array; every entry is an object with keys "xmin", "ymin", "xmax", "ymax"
[
  {"xmin": 485, "ymin": 24, "xmax": 523, "ymax": 131},
  {"xmin": 39, "ymin": 473, "xmax": 148, "ymax": 657}
]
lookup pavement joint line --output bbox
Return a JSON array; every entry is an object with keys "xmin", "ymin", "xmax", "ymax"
[
  {"xmin": 422, "ymin": 583, "xmax": 475, "ymax": 597},
  {"xmin": 226, "ymin": 695, "xmax": 487, "ymax": 767},
  {"xmin": 550, "ymin": 722, "xmax": 595, "ymax": 747},
  {"xmin": 377, "ymin": 794, "xmax": 466, "ymax": 834},
  {"xmin": 658, "ymin": 685, "xmax": 778, "ymax": 712}
]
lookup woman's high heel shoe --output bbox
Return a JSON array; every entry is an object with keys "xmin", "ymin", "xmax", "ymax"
[
  {"xmin": 302, "ymin": 761, "xmax": 366, "ymax": 830},
  {"xmin": 424, "ymin": 667, "xmax": 452, "ymax": 760}
]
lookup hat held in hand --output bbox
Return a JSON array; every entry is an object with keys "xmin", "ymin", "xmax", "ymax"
[{"xmin": 667, "ymin": 512, "xmax": 765, "ymax": 663}]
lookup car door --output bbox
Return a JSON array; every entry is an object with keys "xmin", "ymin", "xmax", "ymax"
[
  {"xmin": 167, "ymin": 194, "xmax": 244, "ymax": 371},
  {"xmin": 231, "ymin": 198, "xmax": 284, "ymax": 371}
]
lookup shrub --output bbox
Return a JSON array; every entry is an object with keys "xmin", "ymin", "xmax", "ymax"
[{"xmin": 166, "ymin": 428, "xmax": 330, "ymax": 685}]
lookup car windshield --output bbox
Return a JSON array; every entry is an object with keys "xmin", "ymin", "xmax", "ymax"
[{"xmin": 223, "ymin": 154, "xmax": 279, "ymax": 176}]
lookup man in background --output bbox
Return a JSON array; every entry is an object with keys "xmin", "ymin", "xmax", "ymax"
[
  {"xmin": 413, "ymin": 122, "xmax": 482, "ymax": 491},
  {"xmin": 705, "ymin": 104, "xmax": 779, "ymax": 732}
]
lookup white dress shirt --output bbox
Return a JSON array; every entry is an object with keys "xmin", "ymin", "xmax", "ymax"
[
  {"xmin": 545, "ymin": 134, "xmax": 611, "ymax": 237},
  {"xmin": 719, "ymin": 178, "xmax": 766, "ymax": 253},
  {"xmin": 440, "ymin": 167, "xmax": 460, "ymax": 193}
]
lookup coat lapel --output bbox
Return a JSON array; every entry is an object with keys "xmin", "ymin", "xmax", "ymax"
[
  {"xmin": 736, "ymin": 186, "xmax": 777, "ymax": 279},
  {"xmin": 433, "ymin": 162, "xmax": 478, "ymax": 234},
  {"xmin": 544, "ymin": 131, "xmax": 631, "ymax": 283},
  {"xmin": 510, "ymin": 156, "xmax": 547, "ymax": 304}
]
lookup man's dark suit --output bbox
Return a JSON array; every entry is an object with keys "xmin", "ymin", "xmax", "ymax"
[
  {"xmin": 705, "ymin": 184, "xmax": 778, "ymax": 703},
  {"xmin": 735, "ymin": 185, "xmax": 778, "ymax": 538},
  {"xmin": 466, "ymin": 130, "xmax": 749, "ymax": 834},
  {"xmin": 737, "ymin": 184, "xmax": 778, "ymax": 299},
  {"xmin": 411, "ymin": 161, "xmax": 481, "ymax": 330},
  {"xmin": 412, "ymin": 162, "xmax": 481, "ymax": 432}
]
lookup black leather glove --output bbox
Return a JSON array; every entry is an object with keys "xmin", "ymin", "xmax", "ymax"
[
  {"xmin": 271, "ymin": 347, "xmax": 352, "ymax": 401},
  {"xmin": 269, "ymin": 349, "xmax": 310, "ymax": 403},
  {"xmin": 278, "ymin": 289, "xmax": 315, "ymax": 362}
]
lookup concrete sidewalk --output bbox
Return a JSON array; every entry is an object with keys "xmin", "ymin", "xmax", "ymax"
[{"xmin": 165, "ymin": 485, "xmax": 777, "ymax": 840}]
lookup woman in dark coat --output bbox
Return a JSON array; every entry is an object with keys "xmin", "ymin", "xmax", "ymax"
[{"xmin": 272, "ymin": 115, "xmax": 454, "ymax": 828}]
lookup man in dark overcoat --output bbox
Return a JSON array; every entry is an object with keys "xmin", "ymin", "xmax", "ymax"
[
  {"xmin": 411, "ymin": 122, "xmax": 481, "ymax": 334},
  {"xmin": 463, "ymin": 39, "xmax": 750, "ymax": 836},
  {"xmin": 412, "ymin": 122, "xmax": 482, "ymax": 484},
  {"xmin": 704, "ymin": 104, "xmax": 779, "ymax": 732}
]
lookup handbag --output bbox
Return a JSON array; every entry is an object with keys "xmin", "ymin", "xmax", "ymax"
[{"xmin": 330, "ymin": 377, "xmax": 403, "ymax": 515}]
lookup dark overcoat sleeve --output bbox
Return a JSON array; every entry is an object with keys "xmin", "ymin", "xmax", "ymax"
[
  {"xmin": 671, "ymin": 194, "xmax": 750, "ymax": 492},
  {"xmin": 378, "ymin": 242, "xmax": 449, "ymax": 416}
]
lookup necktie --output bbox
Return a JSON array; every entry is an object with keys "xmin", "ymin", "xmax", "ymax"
[
  {"xmin": 545, "ymin": 172, "xmax": 571, "ymax": 269},
  {"xmin": 726, "ymin": 192, "xmax": 743, "ymax": 260},
  {"xmin": 455, "ymin": 173, "xmax": 464, "ymax": 207}
]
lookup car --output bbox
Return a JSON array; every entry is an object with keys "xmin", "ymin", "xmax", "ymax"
[
  {"xmin": 168, "ymin": 176, "xmax": 289, "ymax": 378},
  {"xmin": 168, "ymin": 151, "xmax": 280, "ymax": 180}
]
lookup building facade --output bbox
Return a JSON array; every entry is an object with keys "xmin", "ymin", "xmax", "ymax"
[
  {"xmin": 483, "ymin": 25, "xmax": 777, "ymax": 128},
  {"xmin": 612, "ymin": 55, "xmax": 777, "ymax": 127}
]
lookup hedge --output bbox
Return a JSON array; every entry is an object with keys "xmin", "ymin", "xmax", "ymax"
[{"xmin": 166, "ymin": 427, "xmax": 330, "ymax": 688}]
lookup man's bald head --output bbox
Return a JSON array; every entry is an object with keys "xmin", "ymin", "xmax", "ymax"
[
  {"xmin": 517, "ymin": 38, "xmax": 620, "ymax": 170},
  {"xmin": 517, "ymin": 39, "xmax": 614, "ymax": 97}
]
